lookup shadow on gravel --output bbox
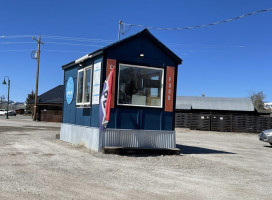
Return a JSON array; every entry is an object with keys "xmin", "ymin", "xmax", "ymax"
[
  {"xmin": 103, "ymin": 147, "xmax": 180, "ymax": 157},
  {"xmin": 264, "ymin": 145, "xmax": 272, "ymax": 148},
  {"xmin": 176, "ymin": 144, "xmax": 235, "ymax": 155}
]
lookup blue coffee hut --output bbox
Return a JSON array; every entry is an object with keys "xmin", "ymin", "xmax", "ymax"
[{"xmin": 60, "ymin": 29, "xmax": 182, "ymax": 152}]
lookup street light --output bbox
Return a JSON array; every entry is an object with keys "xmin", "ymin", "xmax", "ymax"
[{"xmin": 2, "ymin": 76, "xmax": 10, "ymax": 119}]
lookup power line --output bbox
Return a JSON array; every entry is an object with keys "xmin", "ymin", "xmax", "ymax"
[
  {"xmin": 0, "ymin": 35, "xmax": 36, "ymax": 38},
  {"xmin": 43, "ymin": 35, "xmax": 114, "ymax": 43},
  {"xmin": 0, "ymin": 42, "xmax": 36, "ymax": 44},
  {"xmin": 0, "ymin": 34, "xmax": 115, "ymax": 43},
  {"xmin": 45, "ymin": 41, "xmax": 104, "ymax": 47},
  {"xmin": 0, "ymin": 49, "xmax": 91, "ymax": 53},
  {"xmin": 0, "ymin": 49, "xmax": 33, "ymax": 52},
  {"xmin": 122, "ymin": 8, "xmax": 272, "ymax": 32},
  {"xmin": 43, "ymin": 49, "xmax": 90, "ymax": 53}
]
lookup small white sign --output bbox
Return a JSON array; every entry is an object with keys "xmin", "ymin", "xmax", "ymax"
[{"xmin": 92, "ymin": 61, "xmax": 101, "ymax": 105}]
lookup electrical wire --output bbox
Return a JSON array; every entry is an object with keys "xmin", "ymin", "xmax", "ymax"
[
  {"xmin": 122, "ymin": 8, "xmax": 272, "ymax": 31},
  {"xmin": 0, "ymin": 35, "xmax": 36, "ymax": 38},
  {"xmin": 45, "ymin": 41, "xmax": 104, "ymax": 47},
  {"xmin": 0, "ymin": 34, "xmax": 115, "ymax": 43},
  {"xmin": 43, "ymin": 49, "xmax": 90, "ymax": 53},
  {"xmin": 42, "ymin": 35, "xmax": 114, "ymax": 43},
  {"xmin": 0, "ymin": 42, "xmax": 36, "ymax": 44},
  {"xmin": 0, "ymin": 49, "xmax": 91, "ymax": 53},
  {"xmin": 0, "ymin": 49, "xmax": 33, "ymax": 52}
]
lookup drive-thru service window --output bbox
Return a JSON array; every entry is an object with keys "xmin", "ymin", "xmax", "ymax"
[{"xmin": 118, "ymin": 64, "xmax": 164, "ymax": 107}]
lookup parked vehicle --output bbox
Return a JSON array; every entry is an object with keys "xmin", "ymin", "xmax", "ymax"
[
  {"xmin": 8, "ymin": 110, "xmax": 17, "ymax": 116},
  {"xmin": 0, "ymin": 109, "xmax": 6, "ymax": 116},
  {"xmin": 259, "ymin": 129, "xmax": 272, "ymax": 146},
  {"xmin": 0, "ymin": 109, "xmax": 16, "ymax": 116}
]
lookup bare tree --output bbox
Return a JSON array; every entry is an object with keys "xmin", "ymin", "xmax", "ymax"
[{"xmin": 250, "ymin": 91, "xmax": 269, "ymax": 112}]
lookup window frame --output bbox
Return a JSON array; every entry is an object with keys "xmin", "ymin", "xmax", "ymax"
[
  {"xmin": 117, "ymin": 63, "xmax": 164, "ymax": 108},
  {"xmin": 76, "ymin": 65, "xmax": 92, "ymax": 107}
]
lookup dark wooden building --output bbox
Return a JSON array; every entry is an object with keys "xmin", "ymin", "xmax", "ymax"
[
  {"xmin": 36, "ymin": 85, "xmax": 64, "ymax": 122},
  {"xmin": 175, "ymin": 96, "xmax": 272, "ymax": 133}
]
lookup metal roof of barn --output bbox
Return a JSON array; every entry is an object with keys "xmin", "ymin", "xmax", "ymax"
[
  {"xmin": 176, "ymin": 96, "xmax": 255, "ymax": 112},
  {"xmin": 62, "ymin": 29, "xmax": 182, "ymax": 70}
]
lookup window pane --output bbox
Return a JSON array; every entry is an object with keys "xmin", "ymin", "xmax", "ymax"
[
  {"xmin": 84, "ymin": 68, "xmax": 91, "ymax": 103},
  {"xmin": 118, "ymin": 64, "xmax": 163, "ymax": 107},
  {"xmin": 77, "ymin": 71, "xmax": 84, "ymax": 103}
]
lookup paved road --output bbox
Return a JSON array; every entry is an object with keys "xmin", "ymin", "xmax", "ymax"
[{"xmin": 0, "ymin": 116, "xmax": 272, "ymax": 200}]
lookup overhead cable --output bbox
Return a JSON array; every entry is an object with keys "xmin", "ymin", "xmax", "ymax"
[
  {"xmin": 45, "ymin": 41, "xmax": 104, "ymax": 47},
  {"xmin": 0, "ymin": 42, "xmax": 36, "ymax": 44},
  {"xmin": 122, "ymin": 8, "xmax": 272, "ymax": 31}
]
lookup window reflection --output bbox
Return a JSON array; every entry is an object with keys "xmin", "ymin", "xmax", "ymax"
[{"xmin": 118, "ymin": 64, "xmax": 163, "ymax": 107}]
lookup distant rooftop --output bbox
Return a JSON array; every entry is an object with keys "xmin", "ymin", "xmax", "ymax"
[
  {"xmin": 37, "ymin": 85, "xmax": 64, "ymax": 105},
  {"xmin": 176, "ymin": 96, "xmax": 255, "ymax": 112}
]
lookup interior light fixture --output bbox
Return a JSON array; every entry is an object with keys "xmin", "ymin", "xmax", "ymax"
[{"xmin": 139, "ymin": 53, "xmax": 144, "ymax": 57}]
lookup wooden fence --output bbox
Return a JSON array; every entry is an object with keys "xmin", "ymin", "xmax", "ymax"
[{"xmin": 175, "ymin": 112, "xmax": 272, "ymax": 133}]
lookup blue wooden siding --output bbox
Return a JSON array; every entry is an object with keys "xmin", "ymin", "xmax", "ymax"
[
  {"xmin": 106, "ymin": 36, "xmax": 176, "ymax": 67},
  {"xmin": 105, "ymin": 34, "xmax": 177, "ymax": 130},
  {"xmin": 62, "ymin": 34, "xmax": 177, "ymax": 130},
  {"xmin": 63, "ymin": 66, "xmax": 77, "ymax": 124},
  {"xmin": 107, "ymin": 108, "xmax": 172, "ymax": 130},
  {"xmin": 62, "ymin": 57, "xmax": 102, "ymax": 128}
]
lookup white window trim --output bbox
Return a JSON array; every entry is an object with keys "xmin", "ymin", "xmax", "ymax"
[
  {"xmin": 76, "ymin": 69, "xmax": 84, "ymax": 106},
  {"xmin": 117, "ymin": 63, "xmax": 164, "ymax": 108},
  {"xmin": 76, "ymin": 66, "xmax": 92, "ymax": 107}
]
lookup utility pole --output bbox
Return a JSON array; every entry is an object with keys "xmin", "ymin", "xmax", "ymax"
[
  {"xmin": 32, "ymin": 36, "xmax": 44, "ymax": 121},
  {"xmin": 118, "ymin": 20, "xmax": 123, "ymax": 41}
]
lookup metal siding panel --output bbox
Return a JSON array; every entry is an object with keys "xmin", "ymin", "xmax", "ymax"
[
  {"xmin": 60, "ymin": 123, "xmax": 102, "ymax": 152},
  {"xmin": 103, "ymin": 129, "xmax": 176, "ymax": 149}
]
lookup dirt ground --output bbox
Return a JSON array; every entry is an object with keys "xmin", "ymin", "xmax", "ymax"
[{"xmin": 0, "ymin": 115, "xmax": 272, "ymax": 200}]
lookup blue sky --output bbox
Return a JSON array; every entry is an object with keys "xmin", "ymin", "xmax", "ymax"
[{"xmin": 0, "ymin": 0, "xmax": 271, "ymax": 103}]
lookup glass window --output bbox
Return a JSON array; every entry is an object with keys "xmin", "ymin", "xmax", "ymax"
[
  {"xmin": 118, "ymin": 64, "xmax": 163, "ymax": 107},
  {"xmin": 84, "ymin": 68, "xmax": 92, "ymax": 103},
  {"xmin": 76, "ymin": 66, "xmax": 92, "ymax": 106},
  {"xmin": 76, "ymin": 70, "xmax": 84, "ymax": 104}
]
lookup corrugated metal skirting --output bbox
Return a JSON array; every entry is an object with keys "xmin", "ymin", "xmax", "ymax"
[
  {"xmin": 103, "ymin": 129, "xmax": 176, "ymax": 149},
  {"xmin": 60, "ymin": 123, "xmax": 176, "ymax": 151}
]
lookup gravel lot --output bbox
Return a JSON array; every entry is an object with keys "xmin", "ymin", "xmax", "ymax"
[{"xmin": 0, "ymin": 115, "xmax": 272, "ymax": 200}]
